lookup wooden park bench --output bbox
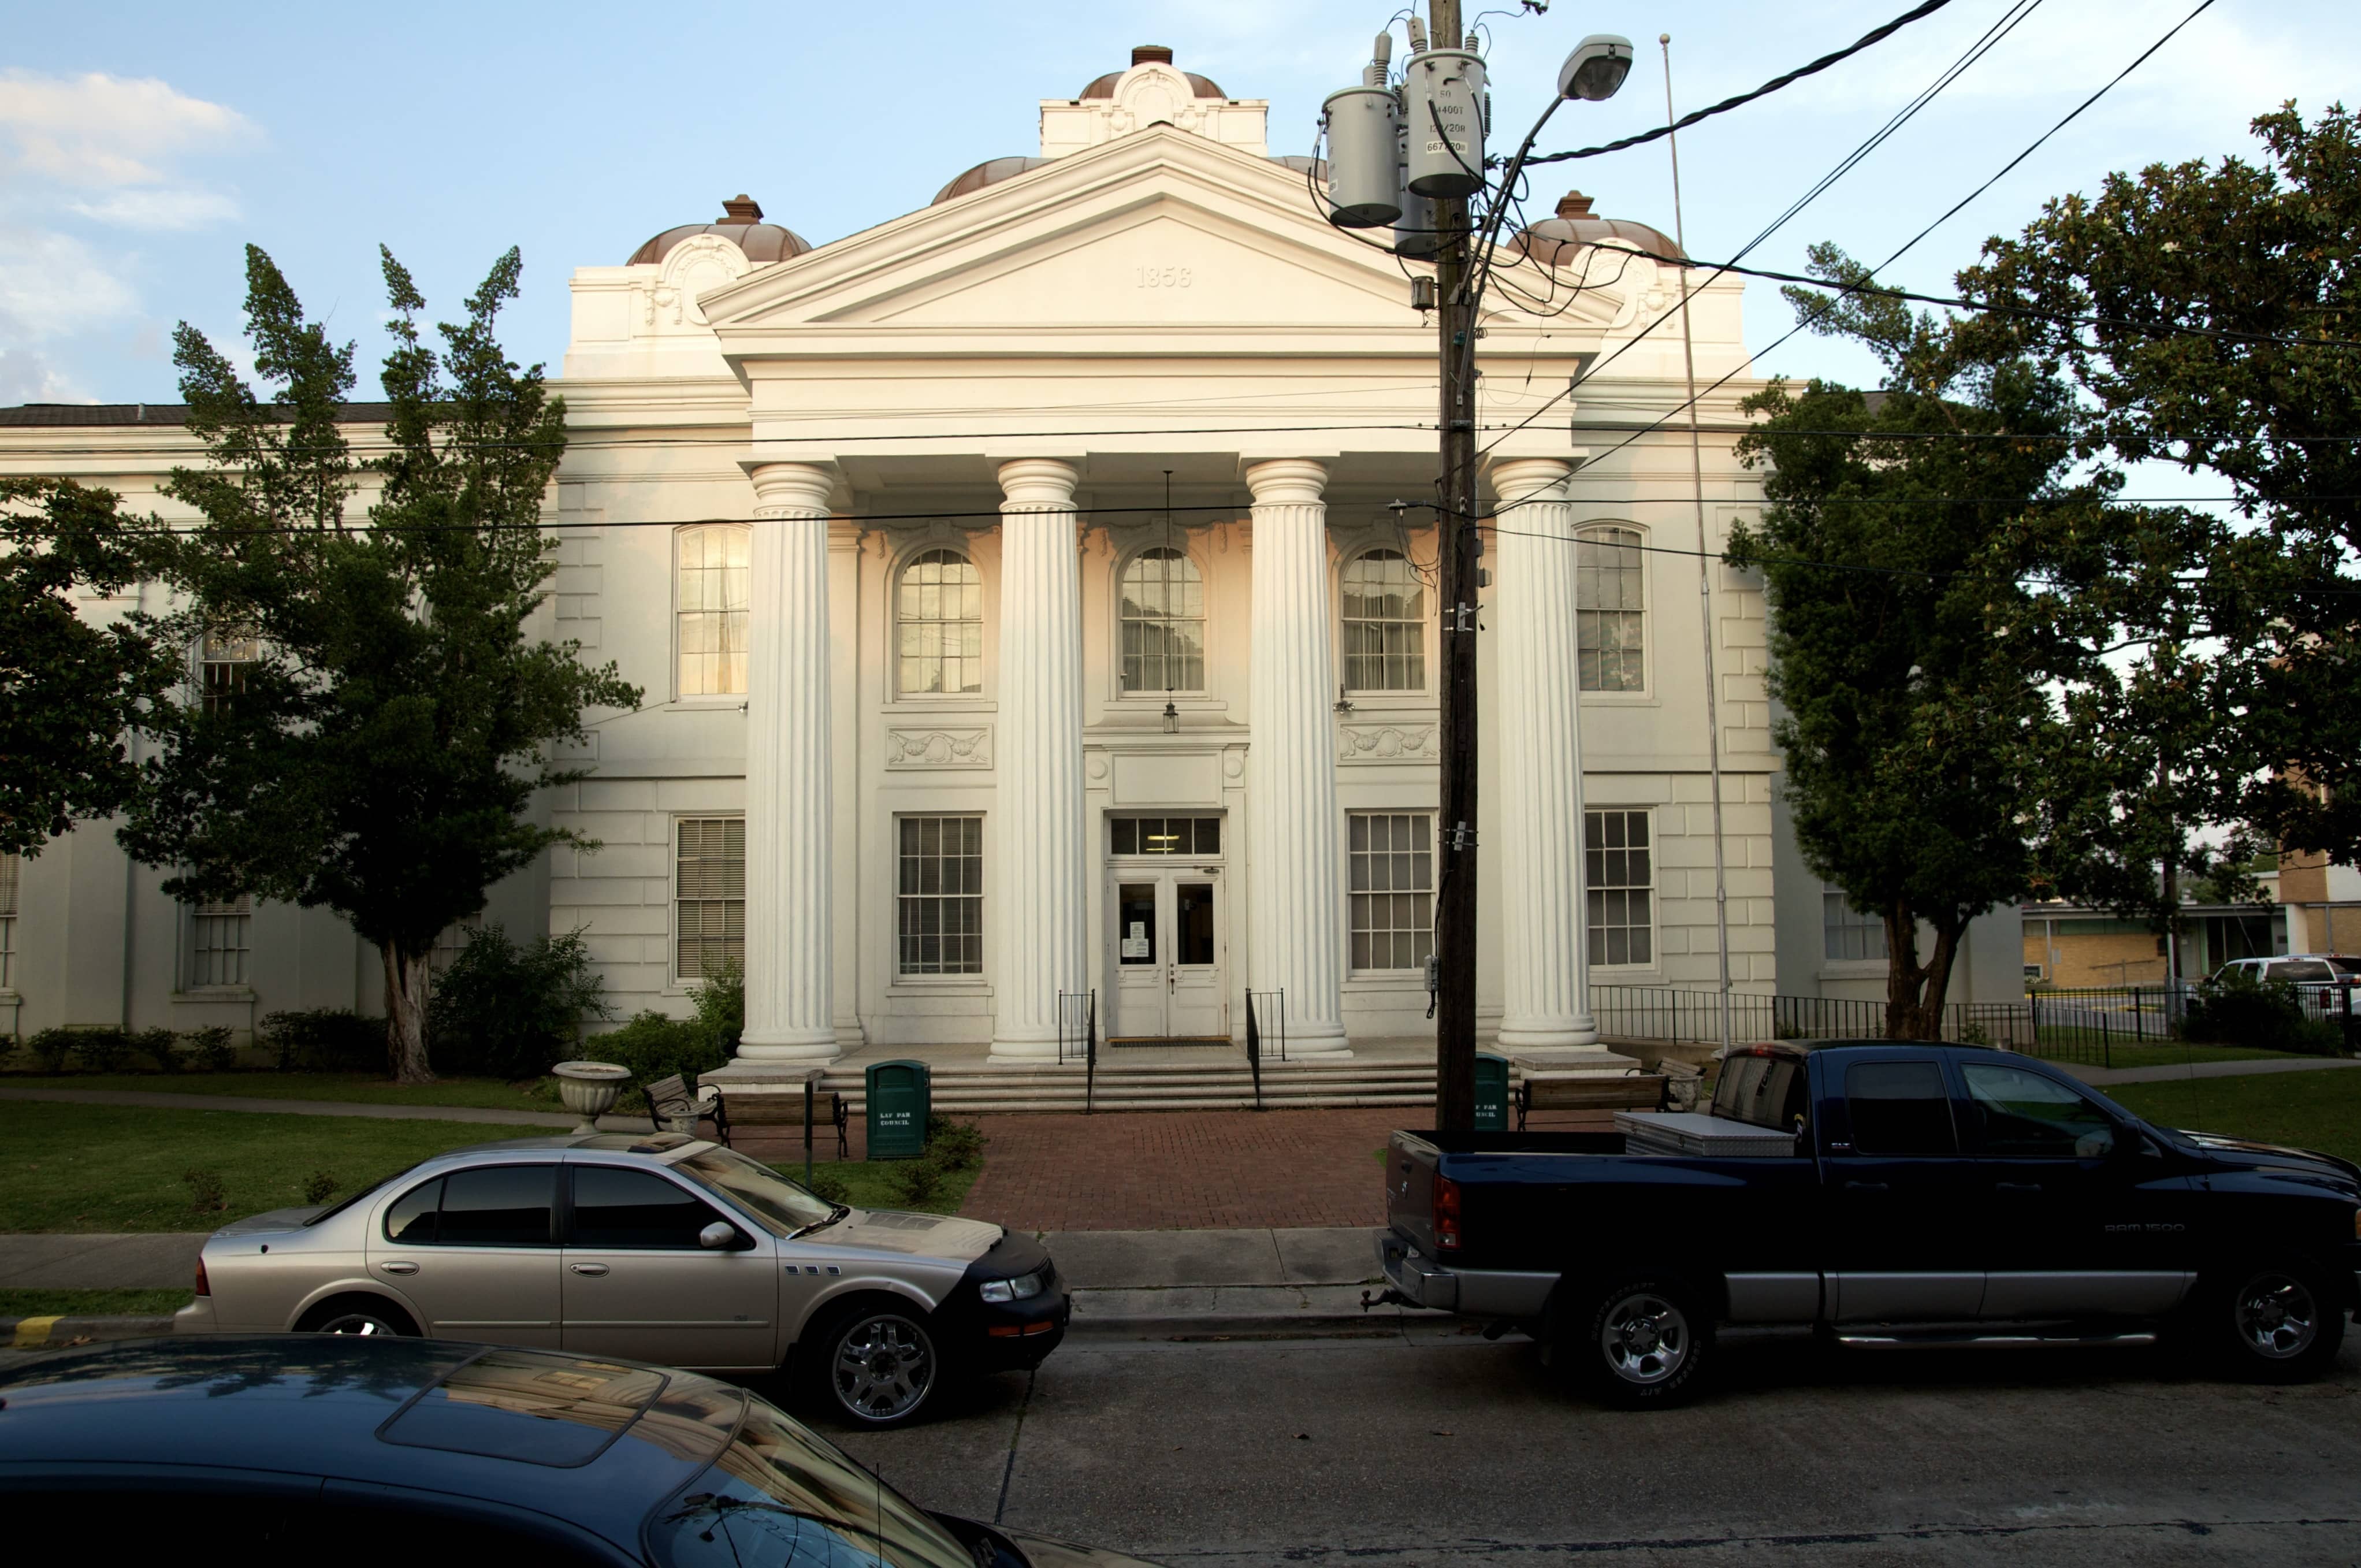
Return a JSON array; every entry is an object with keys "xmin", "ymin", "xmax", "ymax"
[
  {"xmin": 1515, "ymin": 1070, "xmax": 1668, "ymax": 1132},
  {"xmin": 719, "ymin": 1086, "xmax": 850, "ymax": 1160},
  {"xmin": 642, "ymin": 1073, "xmax": 731, "ymax": 1146}
]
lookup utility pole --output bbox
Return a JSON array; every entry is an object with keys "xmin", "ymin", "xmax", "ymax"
[
  {"xmin": 1661, "ymin": 34, "xmax": 1735, "ymax": 1059},
  {"xmin": 1430, "ymin": 0, "xmax": 1481, "ymax": 1131}
]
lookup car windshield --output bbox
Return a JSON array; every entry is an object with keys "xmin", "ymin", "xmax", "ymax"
[
  {"xmin": 2326, "ymin": 957, "xmax": 2361, "ymax": 978},
  {"xmin": 673, "ymin": 1146, "xmax": 839, "ymax": 1238},
  {"xmin": 645, "ymin": 1398, "xmax": 977, "ymax": 1568}
]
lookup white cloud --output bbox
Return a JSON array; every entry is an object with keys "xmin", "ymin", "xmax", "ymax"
[
  {"xmin": 0, "ymin": 226, "xmax": 140, "ymax": 341},
  {"xmin": 0, "ymin": 70, "xmax": 255, "ymax": 187},
  {"xmin": 68, "ymin": 188, "xmax": 241, "ymax": 229},
  {"xmin": 0, "ymin": 347, "xmax": 82, "ymax": 404}
]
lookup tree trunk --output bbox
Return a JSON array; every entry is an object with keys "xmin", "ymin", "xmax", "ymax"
[
  {"xmin": 383, "ymin": 943, "xmax": 435, "ymax": 1084},
  {"xmin": 1882, "ymin": 902, "xmax": 1926, "ymax": 1039},
  {"xmin": 1909, "ymin": 922, "xmax": 1965, "ymax": 1041}
]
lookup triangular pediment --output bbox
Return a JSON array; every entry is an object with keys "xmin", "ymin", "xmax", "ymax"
[{"xmin": 694, "ymin": 126, "xmax": 1626, "ymax": 342}]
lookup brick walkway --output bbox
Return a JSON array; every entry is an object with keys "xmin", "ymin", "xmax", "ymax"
[{"xmin": 951, "ymin": 1108, "xmax": 1415, "ymax": 1232}]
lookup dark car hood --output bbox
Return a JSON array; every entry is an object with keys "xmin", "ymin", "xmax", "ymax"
[{"xmin": 2182, "ymin": 1131, "xmax": 2361, "ymax": 1190}]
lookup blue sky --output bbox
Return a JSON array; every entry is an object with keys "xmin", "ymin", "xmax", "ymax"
[{"xmin": 5, "ymin": 0, "xmax": 2356, "ymax": 409}]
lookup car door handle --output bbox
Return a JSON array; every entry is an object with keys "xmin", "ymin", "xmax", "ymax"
[
  {"xmin": 1994, "ymin": 1182, "xmax": 2043, "ymax": 1194},
  {"xmin": 570, "ymin": 1263, "xmax": 610, "ymax": 1276},
  {"xmin": 1843, "ymin": 1181, "xmax": 1888, "ymax": 1192},
  {"xmin": 377, "ymin": 1261, "xmax": 418, "ymax": 1276}
]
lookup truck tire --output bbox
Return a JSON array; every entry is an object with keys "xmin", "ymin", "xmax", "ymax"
[
  {"xmin": 2195, "ymin": 1259, "xmax": 2346, "ymax": 1384},
  {"xmin": 1562, "ymin": 1273, "xmax": 1712, "ymax": 1409}
]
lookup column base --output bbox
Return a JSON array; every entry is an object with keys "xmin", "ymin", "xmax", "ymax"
[
  {"xmin": 733, "ymin": 1030, "xmax": 842, "ymax": 1067},
  {"xmin": 1501, "ymin": 1046, "xmax": 1641, "ymax": 1073},
  {"xmin": 1270, "ymin": 1021, "xmax": 1352, "ymax": 1058},
  {"xmin": 986, "ymin": 1035, "xmax": 1065, "ymax": 1065},
  {"xmin": 1496, "ymin": 1018, "xmax": 1602, "ymax": 1050}
]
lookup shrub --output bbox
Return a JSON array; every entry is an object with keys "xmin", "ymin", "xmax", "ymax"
[
  {"xmin": 428, "ymin": 925, "xmax": 614, "ymax": 1080},
  {"xmin": 925, "ymin": 1114, "xmax": 986, "ymax": 1172},
  {"xmin": 800, "ymin": 1166, "xmax": 853, "ymax": 1206},
  {"xmin": 0, "ymin": 1032, "xmax": 13, "ymax": 1071},
  {"xmin": 28, "ymin": 1028, "xmax": 74, "ymax": 1073},
  {"xmin": 73, "ymin": 1027, "xmax": 133, "ymax": 1073},
  {"xmin": 303, "ymin": 1170, "xmax": 339, "ymax": 1205},
  {"xmin": 686, "ymin": 957, "xmax": 744, "ymax": 1056},
  {"xmin": 261, "ymin": 1009, "xmax": 386, "ymax": 1073},
  {"xmin": 886, "ymin": 1157, "xmax": 947, "ymax": 1207},
  {"xmin": 134, "ymin": 1027, "xmax": 180, "ymax": 1073},
  {"xmin": 184, "ymin": 1168, "xmax": 227, "ymax": 1212},
  {"xmin": 184, "ymin": 1027, "xmax": 237, "ymax": 1072},
  {"xmin": 2185, "ymin": 969, "xmax": 2343, "ymax": 1056},
  {"xmin": 594, "ymin": 1010, "xmax": 728, "ymax": 1094}
]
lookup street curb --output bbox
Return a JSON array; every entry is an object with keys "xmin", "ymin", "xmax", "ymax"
[
  {"xmin": 1066, "ymin": 1310, "xmax": 1416, "ymax": 1341},
  {"xmin": 5, "ymin": 1314, "xmax": 175, "ymax": 1350}
]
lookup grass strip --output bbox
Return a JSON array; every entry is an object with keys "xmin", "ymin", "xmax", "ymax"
[
  {"xmin": 771, "ymin": 1158, "xmax": 982, "ymax": 1217},
  {"xmin": 0, "ymin": 1101, "xmax": 549, "ymax": 1233},
  {"xmin": 2108, "ymin": 1066, "xmax": 2361, "ymax": 1167},
  {"xmin": 0, "ymin": 1287, "xmax": 194, "ymax": 1318}
]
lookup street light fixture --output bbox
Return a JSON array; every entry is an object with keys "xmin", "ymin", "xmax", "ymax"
[{"xmin": 1558, "ymin": 35, "xmax": 1634, "ymax": 101}]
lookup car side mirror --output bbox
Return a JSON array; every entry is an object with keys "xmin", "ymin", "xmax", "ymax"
[{"xmin": 698, "ymin": 1221, "xmax": 740, "ymax": 1250}]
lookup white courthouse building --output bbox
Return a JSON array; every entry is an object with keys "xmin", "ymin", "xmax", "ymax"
[{"xmin": 0, "ymin": 47, "xmax": 2021, "ymax": 1069}]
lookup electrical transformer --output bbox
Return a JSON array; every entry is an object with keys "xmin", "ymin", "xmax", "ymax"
[
  {"xmin": 1321, "ymin": 84, "xmax": 1400, "ymax": 227},
  {"xmin": 1401, "ymin": 44, "xmax": 1486, "ymax": 198}
]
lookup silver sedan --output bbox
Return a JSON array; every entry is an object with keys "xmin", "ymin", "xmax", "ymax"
[{"xmin": 172, "ymin": 1131, "xmax": 1068, "ymax": 1426}]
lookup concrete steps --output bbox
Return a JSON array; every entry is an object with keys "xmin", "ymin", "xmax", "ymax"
[{"xmin": 813, "ymin": 1057, "xmax": 1437, "ymax": 1114}]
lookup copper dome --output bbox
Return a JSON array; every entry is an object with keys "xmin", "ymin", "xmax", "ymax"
[
  {"xmin": 1509, "ymin": 191, "xmax": 1683, "ymax": 267},
  {"xmin": 1079, "ymin": 44, "xmax": 1227, "ymax": 101},
  {"xmin": 629, "ymin": 195, "xmax": 813, "ymax": 266},
  {"xmin": 931, "ymin": 156, "xmax": 1050, "ymax": 206}
]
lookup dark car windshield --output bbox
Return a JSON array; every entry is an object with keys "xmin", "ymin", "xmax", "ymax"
[
  {"xmin": 646, "ymin": 1399, "xmax": 976, "ymax": 1568},
  {"xmin": 672, "ymin": 1146, "xmax": 839, "ymax": 1238}
]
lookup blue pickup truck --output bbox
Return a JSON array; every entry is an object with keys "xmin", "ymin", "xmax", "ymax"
[{"xmin": 1378, "ymin": 1041, "xmax": 2361, "ymax": 1406}]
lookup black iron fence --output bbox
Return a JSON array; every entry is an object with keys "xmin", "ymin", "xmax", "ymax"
[
  {"xmin": 1055, "ymin": 989, "xmax": 1099, "ymax": 1114},
  {"xmin": 1243, "ymin": 988, "xmax": 1287, "ymax": 1112},
  {"xmin": 1589, "ymin": 980, "xmax": 2358, "ymax": 1067}
]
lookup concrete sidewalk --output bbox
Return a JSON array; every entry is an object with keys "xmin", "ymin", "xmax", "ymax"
[
  {"xmin": 2061, "ymin": 1056, "xmax": 2361, "ymax": 1087},
  {"xmin": 0, "ymin": 1224, "xmax": 1402, "ymax": 1346}
]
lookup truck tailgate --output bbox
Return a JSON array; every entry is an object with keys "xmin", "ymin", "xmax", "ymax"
[{"xmin": 1386, "ymin": 1131, "xmax": 1441, "ymax": 1255}]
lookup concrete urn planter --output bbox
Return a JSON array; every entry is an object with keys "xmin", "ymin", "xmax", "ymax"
[{"xmin": 552, "ymin": 1060, "xmax": 631, "ymax": 1134}]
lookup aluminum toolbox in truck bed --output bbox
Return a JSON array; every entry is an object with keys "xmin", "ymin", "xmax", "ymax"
[{"xmin": 1613, "ymin": 1110, "xmax": 1797, "ymax": 1157}]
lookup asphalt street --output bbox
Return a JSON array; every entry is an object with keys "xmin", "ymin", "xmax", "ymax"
[{"xmin": 807, "ymin": 1324, "xmax": 2361, "ymax": 1568}]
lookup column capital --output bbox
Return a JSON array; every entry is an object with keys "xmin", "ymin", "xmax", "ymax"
[
  {"xmin": 1243, "ymin": 458, "xmax": 1329, "ymax": 507},
  {"xmin": 1488, "ymin": 457, "xmax": 1574, "ymax": 509},
  {"xmin": 746, "ymin": 460, "xmax": 839, "ymax": 516},
  {"xmin": 996, "ymin": 458, "xmax": 1080, "ymax": 508}
]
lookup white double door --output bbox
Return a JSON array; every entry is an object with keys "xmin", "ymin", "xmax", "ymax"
[{"xmin": 1107, "ymin": 868, "xmax": 1228, "ymax": 1040}]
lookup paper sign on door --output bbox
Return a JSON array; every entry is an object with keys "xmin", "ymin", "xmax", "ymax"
[{"xmin": 1121, "ymin": 922, "xmax": 1150, "ymax": 958}]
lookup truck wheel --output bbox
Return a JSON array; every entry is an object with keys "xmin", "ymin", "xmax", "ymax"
[
  {"xmin": 2199, "ymin": 1261, "xmax": 2345, "ymax": 1384},
  {"xmin": 1568, "ymin": 1274, "xmax": 1711, "ymax": 1409}
]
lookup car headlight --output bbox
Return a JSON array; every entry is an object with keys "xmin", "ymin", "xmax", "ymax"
[{"xmin": 979, "ymin": 1271, "xmax": 1044, "ymax": 1304}]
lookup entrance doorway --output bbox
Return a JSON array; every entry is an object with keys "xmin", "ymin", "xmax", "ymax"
[{"xmin": 1105, "ymin": 816, "xmax": 1228, "ymax": 1042}]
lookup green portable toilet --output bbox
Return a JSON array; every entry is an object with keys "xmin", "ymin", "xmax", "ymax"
[
  {"xmin": 1473, "ymin": 1053, "xmax": 1511, "ymax": 1132},
  {"xmin": 865, "ymin": 1060, "xmax": 932, "ymax": 1161}
]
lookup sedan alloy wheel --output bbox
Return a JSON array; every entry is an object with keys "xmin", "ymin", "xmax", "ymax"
[{"xmin": 830, "ymin": 1310, "xmax": 939, "ymax": 1426}]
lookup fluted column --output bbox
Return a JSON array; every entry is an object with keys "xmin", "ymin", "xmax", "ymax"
[
  {"xmin": 989, "ymin": 459, "xmax": 1089, "ymax": 1062},
  {"xmin": 737, "ymin": 462, "xmax": 839, "ymax": 1063},
  {"xmin": 1490, "ymin": 458, "xmax": 1598, "ymax": 1048},
  {"xmin": 1245, "ymin": 458, "xmax": 1349, "ymax": 1053}
]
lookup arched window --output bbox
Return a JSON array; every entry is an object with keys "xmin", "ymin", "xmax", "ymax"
[
  {"xmin": 676, "ymin": 524, "xmax": 750, "ymax": 697},
  {"xmin": 897, "ymin": 549, "xmax": 983, "ymax": 695},
  {"xmin": 1575, "ymin": 524, "xmax": 1645, "ymax": 692},
  {"xmin": 1341, "ymin": 549, "xmax": 1426, "ymax": 692},
  {"xmin": 1119, "ymin": 547, "xmax": 1204, "ymax": 693}
]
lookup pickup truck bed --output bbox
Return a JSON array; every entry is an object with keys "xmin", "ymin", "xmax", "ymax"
[{"xmin": 1379, "ymin": 1041, "xmax": 2361, "ymax": 1406}]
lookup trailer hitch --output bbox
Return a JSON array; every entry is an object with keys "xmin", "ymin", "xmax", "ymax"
[{"xmin": 1360, "ymin": 1288, "xmax": 1418, "ymax": 1312}]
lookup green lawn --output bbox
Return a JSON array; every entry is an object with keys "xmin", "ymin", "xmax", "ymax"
[
  {"xmin": 0, "ymin": 1287, "xmax": 192, "ymax": 1318},
  {"xmin": 769, "ymin": 1158, "xmax": 982, "ymax": 1217},
  {"xmin": 0, "ymin": 1101, "xmax": 549, "ymax": 1232},
  {"xmin": 2034, "ymin": 1043, "xmax": 2320, "ymax": 1072},
  {"xmin": 2108, "ymin": 1067, "xmax": 2361, "ymax": 1168},
  {"xmin": 0, "ymin": 1071, "xmax": 567, "ymax": 1113}
]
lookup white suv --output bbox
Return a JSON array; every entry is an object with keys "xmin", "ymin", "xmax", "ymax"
[{"xmin": 2211, "ymin": 954, "xmax": 2360, "ymax": 1016}]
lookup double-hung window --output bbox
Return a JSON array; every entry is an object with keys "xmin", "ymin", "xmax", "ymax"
[
  {"xmin": 897, "ymin": 815, "xmax": 983, "ymax": 976},
  {"xmin": 1823, "ymin": 886, "xmax": 1888, "ymax": 962},
  {"xmin": 188, "ymin": 895, "xmax": 252, "ymax": 988},
  {"xmin": 1341, "ymin": 550, "xmax": 1426, "ymax": 692},
  {"xmin": 1348, "ymin": 812, "xmax": 1434, "ymax": 972},
  {"xmin": 896, "ymin": 549, "xmax": 983, "ymax": 696},
  {"xmin": 0, "ymin": 852, "xmax": 17, "ymax": 990},
  {"xmin": 677, "ymin": 525, "xmax": 750, "ymax": 698},
  {"xmin": 1585, "ymin": 809, "xmax": 1653, "ymax": 967},
  {"xmin": 199, "ymin": 630, "xmax": 258, "ymax": 715},
  {"xmin": 1574, "ymin": 526, "xmax": 1645, "ymax": 692},
  {"xmin": 675, "ymin": 818, "xmax": 745, "ymax": 981},
  {"xmin": 1118, "ymin": 548, "xmax": 1204, "ymax": 694}
]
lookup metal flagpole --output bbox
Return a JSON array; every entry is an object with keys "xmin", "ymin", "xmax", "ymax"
[{"xmin": 1661, "ymin": 34, "xmax": 1735, "ymax": 1058}]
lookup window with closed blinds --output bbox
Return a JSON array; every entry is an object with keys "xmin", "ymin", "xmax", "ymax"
[
  {"xmin": 675, "ymin": 818, "xmax": 745, "ymax": 981},
  {"xmin": 1823, "ymin": 886, "xmax": 1888, "ymax": 961}
]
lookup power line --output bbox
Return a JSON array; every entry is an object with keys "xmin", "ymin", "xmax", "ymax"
[{"xmin": 1525, "ymin": 0, "xmax": 1958, "ymax": 167}]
